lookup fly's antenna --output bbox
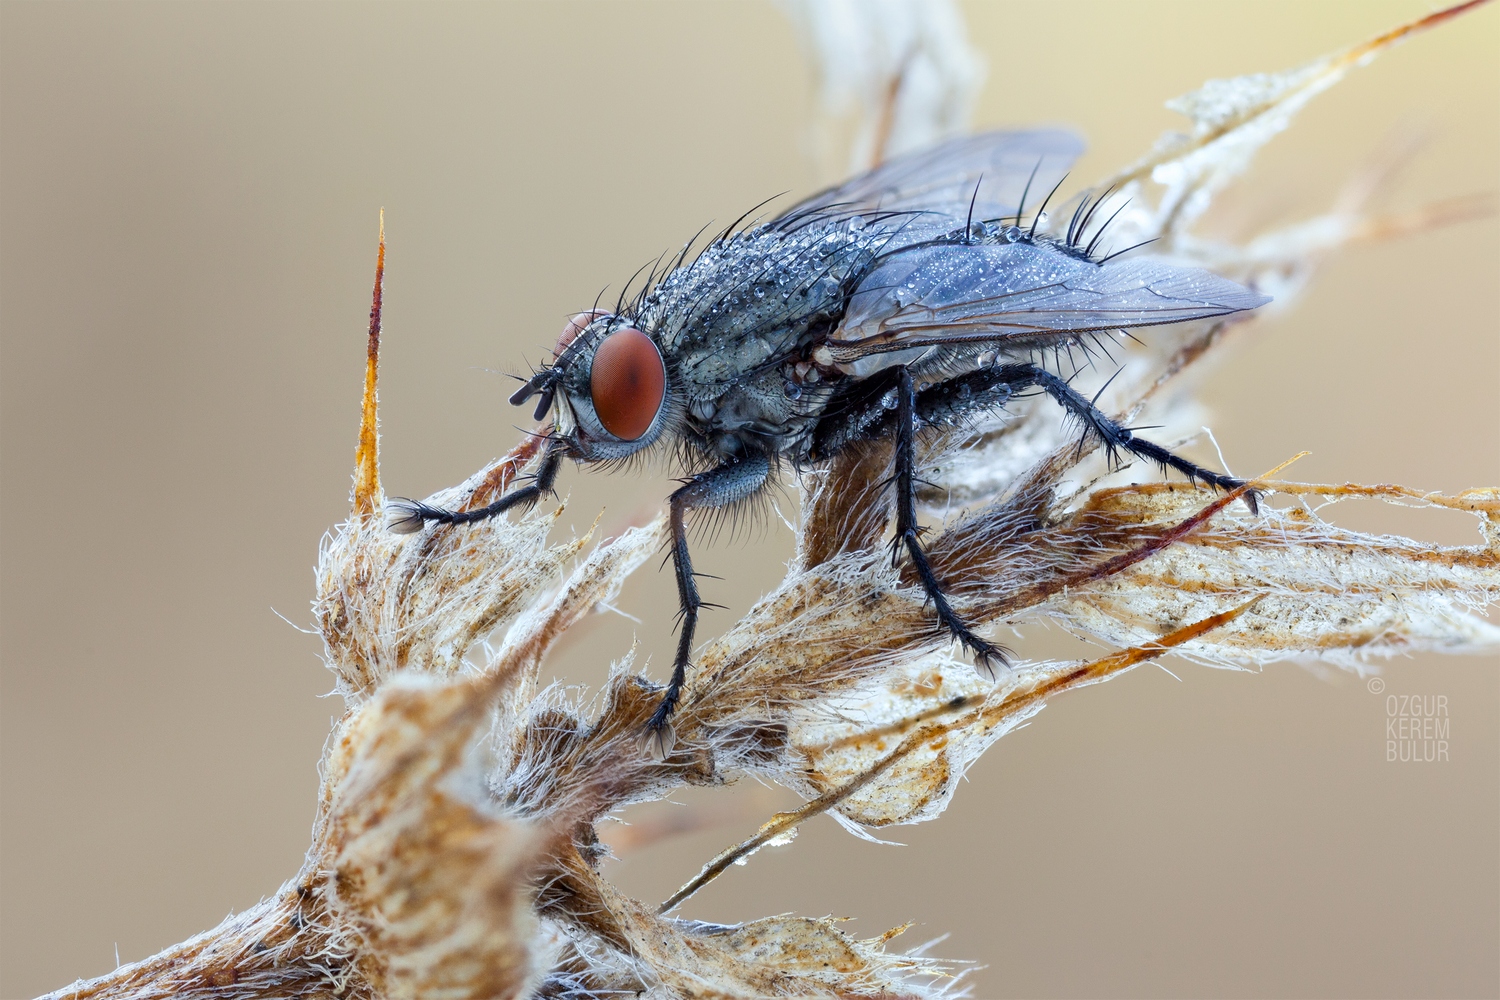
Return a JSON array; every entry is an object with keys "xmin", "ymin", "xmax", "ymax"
[
  {"xmin": 507, "ymin": 372, "xmax": 546, "ymax": 407},
  {"xmin": 511, "ymin": 294, "xmax": 622, "ymax": 413},
  {"xmin": 514, "ymin": 286, "xmax": 616, "ymax": 412},
  {"xmin": 529, "ymin": 388, "xmax": 556, "ymax": 422},
  {"xmin": 1028, "ymin": 172, "xmax": 1069, "ymax": 240},
  {"xmin": 508, "ymin": 353, "xmax": 566, "ymax": 416},
  {"xmin": 509, "ymin": 351, "xmax": 552, "ymax": 409}
]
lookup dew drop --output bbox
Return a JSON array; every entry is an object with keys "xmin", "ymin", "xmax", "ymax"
[{"xmin": 765, "ymin": 827, "xmax": 798, "ymax": 848}]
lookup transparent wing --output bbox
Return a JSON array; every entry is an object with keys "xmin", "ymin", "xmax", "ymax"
[
  {"xmin": 828, "ymin": 241, "xmax": 1270, "ymax": 365},
  {"xmin": 774, "ymin": 129, "xmax": 1085, "ymax": 235}
]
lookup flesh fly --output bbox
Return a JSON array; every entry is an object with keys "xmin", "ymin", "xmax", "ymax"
[{"xmin": 390, "ymin": 130, "xmax": 1269, "ymax": 759}]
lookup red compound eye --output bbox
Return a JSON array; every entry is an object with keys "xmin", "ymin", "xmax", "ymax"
[
  {"xmin": 589, "ymin": 326, "xmax": 665, "ymax": 441},
  {"xmin": 555, "ymin": 309, "xmax": 608, "ymax": 358}
]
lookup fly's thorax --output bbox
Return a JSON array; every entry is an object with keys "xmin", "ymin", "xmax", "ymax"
[
  {"xmin": 678, "ymin": 365, "xmax": 836, "ymax": 462},
  {"xmin": 641, "ymin": 221, "xmax": 887, "ymax": 375}
]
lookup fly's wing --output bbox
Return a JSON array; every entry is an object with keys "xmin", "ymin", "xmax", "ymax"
[
  {"xmin": 827, "ymin": 241, "xmax": 1270, "ymax": 368},
  {"xmin": 774, "ymin": 129, "xmax": 1085, "ymax": 240}
]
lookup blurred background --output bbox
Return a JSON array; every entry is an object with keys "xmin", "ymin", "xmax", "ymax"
[{"xmin": 2, "ymin": 2, "xmax": 1495, "ymax": 997}]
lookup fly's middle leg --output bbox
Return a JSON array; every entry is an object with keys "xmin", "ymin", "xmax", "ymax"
[
  {"xmin": 644, "ymin": 453, "xmax": 771, "ymax": 760},
  {"xmin": 892, "ymin": 366, "xmax": 1010, "ymax": 680}
]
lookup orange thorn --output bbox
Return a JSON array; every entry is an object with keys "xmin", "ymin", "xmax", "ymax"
[{"xmin": 352, "ymin": 210, "xmax": 384, "ymax": 517}]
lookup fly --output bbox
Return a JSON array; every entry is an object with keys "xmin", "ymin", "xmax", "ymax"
[{"xmin": 388, "ymin": 130, "xmax": 1270, "ymax": 759}]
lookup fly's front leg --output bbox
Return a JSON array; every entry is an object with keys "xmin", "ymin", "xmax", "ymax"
[
  {"xmin": 644, "ymin": 453, "xmax": 772, "ymax": 761},
  {"xmin": 387, "ymin": 439, "xmax": 567, "ymax": 532},
  {"xmin": 892, "ymin": 366, "xmax": 1010, "ymax": 680},
  {"xmin": 994, "ymin": 363, "xmax": 1259, "ymax": 514}
]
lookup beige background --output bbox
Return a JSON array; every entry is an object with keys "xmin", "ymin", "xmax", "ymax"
[{"xmin": 2, "ymin": 2, "xmax": 1496, "ymax": 997}]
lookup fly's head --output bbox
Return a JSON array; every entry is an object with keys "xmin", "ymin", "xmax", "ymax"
[{"xmin": 510, "ymin": 311, "xmax": 673, "ymax": 463}]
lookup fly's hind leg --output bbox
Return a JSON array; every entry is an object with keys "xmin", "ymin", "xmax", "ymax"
[
  {"xmin": 892, "ymin": 366, "xmax": 1010, "ymax": 680},
  {"xmin": 995, "ymin": 363, "xmax": 1259, "ymax": 514},
  {"xmin": 644, "ymin": 453, "xmax": 772, "ymax": 761}
]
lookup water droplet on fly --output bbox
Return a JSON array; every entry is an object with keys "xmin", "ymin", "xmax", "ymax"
[
  {"xmin": 783, "ymin": 380, "xmax": 802, "ymax": 400},
  {"xmin": 881, "ymin": 389, "xmax": 899, "ymax": 410}
]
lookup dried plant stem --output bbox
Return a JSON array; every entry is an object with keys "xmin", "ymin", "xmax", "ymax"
[
  {"xmin": 38, "ymin": 891, "xmax": 353, "ymax": 1000},
  {"xmin": 1097, "ymin": 0, "xmax": 1492, "ymax": 195},
  {"xmin": 1349, "ymin": 194, "xmax": 1497, "ymax": 243},
  {"xmin": 658, "ymin": 598, "xmax": 1261, "ymax": 914}
]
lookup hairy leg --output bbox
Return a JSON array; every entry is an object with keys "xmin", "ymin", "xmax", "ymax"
[
  {"xmin": 990, "ymin": 363, "xmax": 1257, "ymax": 512},
  {"xmin": 892, "ymin": 366, "xmax": 1010, "ymax": 679},
  {"xmin": 386, "ymin": 441, "xmax": 568, "ymax": 532},
  {"xmin": 894, "ymin": 361, "xmax": 1253, "ymax": 510},
  {"xmin": 644, "ymin": 453, "xmax": 772, "ymax": 760}
]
